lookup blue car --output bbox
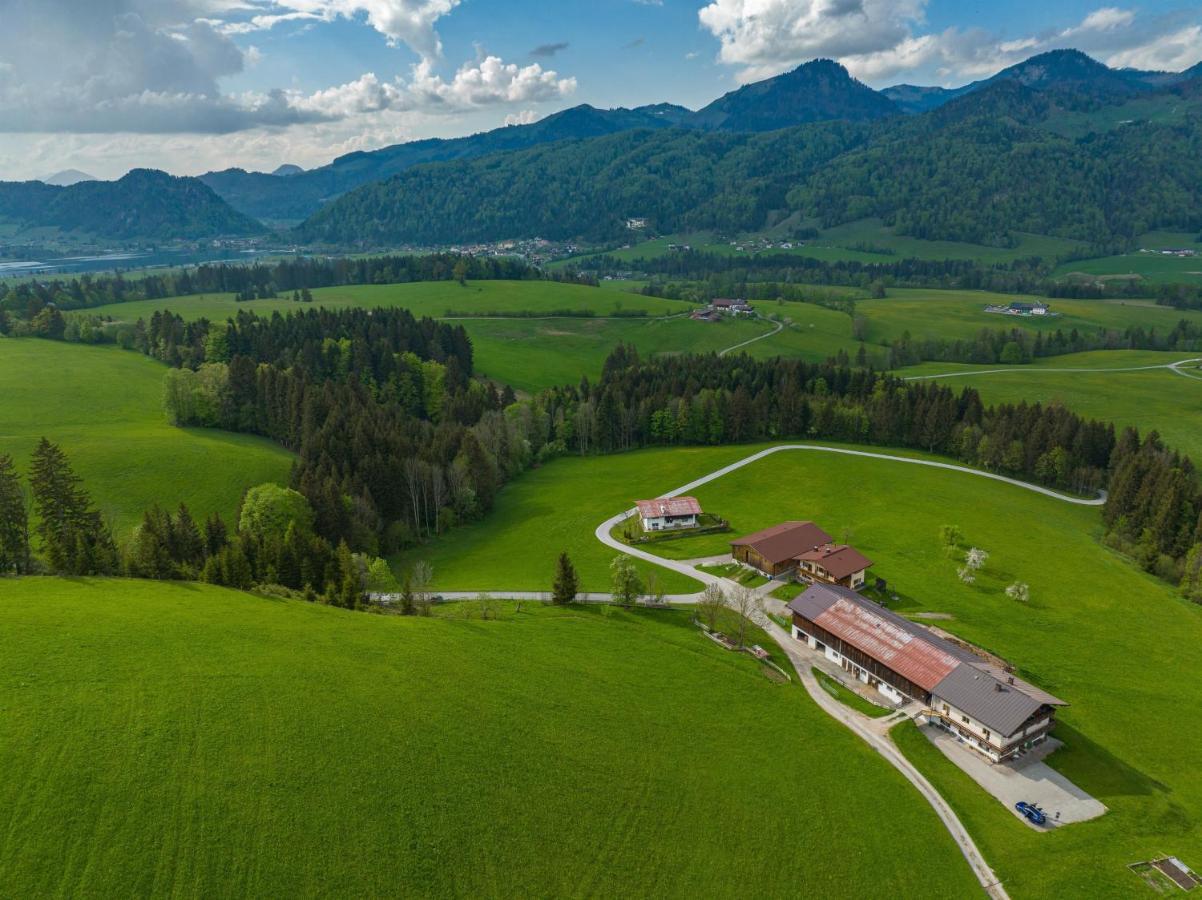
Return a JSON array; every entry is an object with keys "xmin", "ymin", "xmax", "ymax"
[{"xmin": 1015, "ymin": 801, "xmax": 1047, "ymax": 825}]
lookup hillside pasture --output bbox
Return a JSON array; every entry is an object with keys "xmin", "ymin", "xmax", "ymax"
[
  {"xmin": 0, "ymin": 337, "xmax": 292, "ymax": 537},
  {"xmin": 859, "ymin": 289, "xmax": 1202, "ymax": 346},
  {"xmin": 404, "ymin": 440, "xmax": 1202, "ymax": 897},
  {"xmin": 904, "ymin": 351, "xmax": 1202, "ymax": 461},
  {"xmin": 0, "ymin": 577, "xmax": 980, "ymax": 898},
  {"xmin": 77, "ymin": 279, "xmax": 693, "ymax": 323}
]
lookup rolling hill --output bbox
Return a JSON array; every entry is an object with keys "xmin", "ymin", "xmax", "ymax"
[{"xmin": 0, "ymin": 169, "xmax": 263, "ymax": 241}]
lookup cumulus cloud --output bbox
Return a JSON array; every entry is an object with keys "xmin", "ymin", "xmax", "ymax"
[
  {"xmin": 698, "ymin": 1, "xmax": 1202, "ymax": 85},
  {"xmin": 698, "ymin": 0, "xmax": 926, "ymax": 83},
  {"xmin": 289, "ymin": 59, "xmax": 575, "ymax": 118},
  {"xmin": 243, "ymin": 1, "xmax": 461, "ymax": 60},
  {"xmin": 0, "ymin": 0, "xmax": 575, "ymax": 135}
]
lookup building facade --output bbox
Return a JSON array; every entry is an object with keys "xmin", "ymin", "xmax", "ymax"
[
  {"xmin": 788, "ymin": 584, "xmax": 1064, "ymax": 762},
  {"xmin": 635, "ymin": 496, "xmax": 702, "ymax": 531}
]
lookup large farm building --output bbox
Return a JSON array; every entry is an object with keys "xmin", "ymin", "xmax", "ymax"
[
  {"xmin": 731, "ymin": 521, "xmax": 873, "ymax": 588},
  {"xmin": 788, "ymin": 584, "xmax": 1065, "ymax": 762}
]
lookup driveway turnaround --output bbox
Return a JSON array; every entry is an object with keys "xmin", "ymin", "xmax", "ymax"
[{"xmin": 919, "ymin": 726, "xmax": 1107, "ymax": 828}]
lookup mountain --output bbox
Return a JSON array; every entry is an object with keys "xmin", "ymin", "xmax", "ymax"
[
  {"xmin": 41, "ymin": 169, "xmax": 98, "ymax": 187},
  {"xmin": 271, "ymin": 164, "xmax": 305, "ymax": 177},
  {"xmin": 881, "ymin": 84, "xmax": 966, "ymax": 114},
  {"xmin": 691, "ymin": 59, "xmax": 898, "ymax": 131},
  {"xmin": 200, "ymin": 103, "xmax": 689, "ymax": 223},
  {"xmin": 294, "ymin": 122, "xmax": 871, "ymax": 246},
  {"xmin": 0, "ymin": 169, "xmax": 263, "ymax": 241},
  {"xmin": 294, "ymin": 76, "xmax": 1202, "ymax": 249}
]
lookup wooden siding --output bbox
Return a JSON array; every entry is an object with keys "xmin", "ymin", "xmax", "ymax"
[{"xmin": 793, "ymin": 612, "xmax": 932, "ymax": 704}]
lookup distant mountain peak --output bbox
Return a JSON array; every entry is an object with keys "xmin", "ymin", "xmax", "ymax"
[
  {"xmin": 41, "ymin": 169, "xmax": 97, "ymax": 187},
  {"xmin": 271, "ymin": 164, "xmax": 305, "ymax": 177},
  {"xmin": 692, "ymin": 57, "xmax": 897, "ymax": 131}
]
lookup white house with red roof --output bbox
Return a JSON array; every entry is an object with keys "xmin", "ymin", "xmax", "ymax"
[{"xmin": 635, "ymin": 496, "xmax": 702, "ymax": 531}]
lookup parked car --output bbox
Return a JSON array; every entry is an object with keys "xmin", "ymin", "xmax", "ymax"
[{"xmin": 1015, "ymin": 801, "xmax": 1047, "ymax": 825}]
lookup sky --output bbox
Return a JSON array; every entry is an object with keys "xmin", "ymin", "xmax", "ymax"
[{"xmin": 1, "ymin": 0, "xmax": 1200, "ymax": 181}]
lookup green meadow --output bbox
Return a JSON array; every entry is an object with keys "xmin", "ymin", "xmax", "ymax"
[
  {"xmin": 406, "ymin": 440, "xmax": 1202, "ymax": 898},
  {"xmin": 80, "ymin": 279, "xmax": 693, "ymax": 323},
  {"xmin": 905, "ymin": 351, "xmax": 1202, "ymax": 461},
  {"xmin": 1053, "ymin": 251, "xmax": 1202, "ymax": 286},
  {"xmin": 0, "ymin": 338, "xmax": 292, "ymax": 537},
  {"xmin": 0, "ymin": 577, "xmax": 979, "ymax": 898}
]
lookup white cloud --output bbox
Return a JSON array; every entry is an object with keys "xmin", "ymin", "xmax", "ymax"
[
  {"xmin": 698, "ymin": 2, "xmax": 1202, "ymax": 85},
  {"xmin": 1106, "ymin": 26, "xmax": 1202, "ymax": 71},
  {"xmin": 227, "ymin": 1, "xmax": 461, "ymax": 60},
  {"xmin": 698, "ymin": 0, "xmax": 927, "ymax": 83},
  {"xmin": 0, "ymin": 0, "xmax": 575, "ymax": 136},
  {"xmin": 504, "ymin": 109, "xmax": 540, "ymax": 126}
]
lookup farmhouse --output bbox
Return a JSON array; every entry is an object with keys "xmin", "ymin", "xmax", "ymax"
[
  {"xmin": 636, "ymin": 496, "xmax": 702, "ymax": 531},
  {"xmin": 710, "ymin": 298, "xmax": 754, "ymax": 316},
  {"xmin": 796, "ymin": 543, "xmax": 874, "ymax": 589},
  {"xmin": 788, "ymin": 584, "xmax": 1066, "ymax": 762},
  {"xmin": 731, "ymin": 521, "xmax": 833, "ymax": 578}
]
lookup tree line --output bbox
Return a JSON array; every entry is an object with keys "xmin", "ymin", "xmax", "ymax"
[{"xmin": 0, "ymin": 253, "xmax": 564, "ymax": 318}]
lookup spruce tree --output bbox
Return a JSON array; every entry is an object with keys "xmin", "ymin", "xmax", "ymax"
[
  {"xmin": 29, "ymin": 438, "xmax": 88, "ymax": 570},
  {"xmin": 0, "ymin": 454, "xmax": 30, "ymax": 574},
  {"xmin": 551, "ymin": 551, "xmax": 578, "ymax": 605}
]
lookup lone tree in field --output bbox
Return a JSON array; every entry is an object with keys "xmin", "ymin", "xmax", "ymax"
[
  {"xmin": 697, "ymin": 583, "xmax": 726, "ymax": 630},
  {"xmin": 940, "ymin": 525, "xmax": 963, "ymax": 549},
  {"xmin": 1005, "ymin": 581, "xmax": 1031, "ymax": 603},
  {"xmin": 0, "ymin": 453, "xmax": 31, "ymax": 574},
  {"xmin": 552, "ymin": 551, "xmax": 579, "ymax": 605},
  {"xmin": 610, "ymin": 555, "xmax": 644, "ymax": 608},
  {"xmin": 729, "ymin": 584, "xmax": 761, "ymax": 649}
]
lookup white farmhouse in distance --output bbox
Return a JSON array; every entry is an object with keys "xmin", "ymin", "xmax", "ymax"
[
  {"xmin": 635, "ymin": 496, "xmax": 702, "ymax": 531},
  {"xmin": 625, "ymin": 217, "xmax": 648, "ymax": 230}
]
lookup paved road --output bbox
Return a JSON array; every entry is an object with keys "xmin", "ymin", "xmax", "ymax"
[
  {"xmin": 769, "ymin": 621, "xmax": 1009, "ymax": 898},
  {"xmin": 908, "ymin": 356, "xmax": 1202, "ymax": 381}
]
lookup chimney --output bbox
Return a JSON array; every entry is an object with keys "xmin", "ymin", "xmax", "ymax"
[
  {"xmin": 995, "ymin": 683, "xmax": 1004, "ymax": 692},
  {"xmin": 1008, "ymin": 676, "xmax": 1015, "ymax": 685}
]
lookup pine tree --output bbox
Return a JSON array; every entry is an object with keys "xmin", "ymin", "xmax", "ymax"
[
  {"xmin": 0, "ymin": 454, "xmax": 30, "ymax": 574},
  {"xmin": 204, "ymin": 512, "xmax": 228, "ymax": 557},
  {"xmin": 551, "ymin": 551, "xmax": 578, "ymax": 605},
  {"xmin": 29, "ymin": 438, "xmax": 88, "ymax": 570},
  {"xmin": 172, "ymin": 504, "xmax": 205, "ymax": 571}
]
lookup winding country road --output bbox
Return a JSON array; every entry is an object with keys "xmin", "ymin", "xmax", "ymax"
[
  {"xmin": 907, "ymin": 356, "xmax": 1202, "ymax": 382},
  {"xmin": 718, "ymin": 316, "xmax": 784, "ymax": 356},
  {"xmin": 585, "ymin": 442, "xmax": 1125, "ymax": 899}
]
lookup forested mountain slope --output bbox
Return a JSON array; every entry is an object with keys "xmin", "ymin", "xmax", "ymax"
[
  {"xmin": 0, "ymin": 169, "xmax": 262, "ymax": 241},
  {"xmin": 296, "ymin": 79, "xmax": 1202, "ymax": 248},
  {"xmin": 200, "ymin": 103, "xmax": 690, "ymax": 222},
  {"xmin": 295, "ymin": 122, "xmax": 872, "ymax": 245}
]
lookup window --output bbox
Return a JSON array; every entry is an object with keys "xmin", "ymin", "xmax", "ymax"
[
  {"xmin": 983, "ymin": 729, "xmax": 991, "ymax": 739},
  {"xmin": 961, "ymin": 715, "xmax": 970, "ymax": 724}
]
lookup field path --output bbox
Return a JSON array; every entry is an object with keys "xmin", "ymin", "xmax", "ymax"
[
  {"xmin": 907, "ymin": 356, "xmax": 1202, "ymax": 381},
  {"xmin": 718, "ymin": 316, "xmax": 783, "ymax": 356}
]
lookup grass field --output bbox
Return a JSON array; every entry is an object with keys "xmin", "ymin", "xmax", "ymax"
[
  {"xmin": 0, "ymin": 577, "xmax": 980, "ymax": 897},
  {"xmin": 0, "ymin": 338, "xmax": 292, "ymax": 537},
  {"xmin": 556, "ymin": 221, "xmax": 1086, "ymax": 268},
  {"xmin": 1053, "ymin": 252, "xmax": 1202, "ymax": 286},
  {"xmin": 904, "ymin": 350, "xmax": 1202, "ymax": 461},
  {"xmin": 80, "ymin": 280, "xmax": 693, "ymax": 323},
  {"xmin": 465, "ymin": 315, "xmax": 773, "ymax": 393},
  {"xmin": 405, "ymin": 441, "xmax": 1202, "ymax": 897},
  {"xmin": 859, "ymin": 289, "xmax": 1202, "ymax": 346}
]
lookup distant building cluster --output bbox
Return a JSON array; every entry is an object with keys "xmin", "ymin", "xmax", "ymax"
[
  {"xmin": 984, "ymin": 300, "xmax": 1054, "ymax": 318},
  {"xmin": 690, "ymin": 297, "xmax": 754, "ymax": 321}
]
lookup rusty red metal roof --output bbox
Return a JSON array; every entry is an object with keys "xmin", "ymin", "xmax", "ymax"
[
  {"xmin": 813, "ymin": 598, "xmax": 962, "ymax": 690},
  {"xmin": 636, "ymin": 496, "xmax": 702, "ymax": 519}
]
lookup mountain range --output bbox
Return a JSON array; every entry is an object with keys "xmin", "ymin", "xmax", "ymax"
[{"xmin": 2, "ymin": 49, "xmax": 1200, "ymax": 246}]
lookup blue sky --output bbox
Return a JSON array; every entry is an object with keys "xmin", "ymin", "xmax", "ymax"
[{"xmin": 1, "ymin": 0, "xmax": 1200, "ymax": 179}]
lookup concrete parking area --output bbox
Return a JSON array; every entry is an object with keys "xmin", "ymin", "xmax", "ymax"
[{"xmin": 917, "ymin": 721, "xmax": 1107, "ymax": 828}]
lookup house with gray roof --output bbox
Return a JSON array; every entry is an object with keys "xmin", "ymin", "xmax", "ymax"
[{"xmin": 787, "ymin": 584, "xmax": 1066, "ymax": 762}]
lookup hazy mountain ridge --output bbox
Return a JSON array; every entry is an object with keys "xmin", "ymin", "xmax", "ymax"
[{"xmin": 0, "ymin": 169, "xmax": 263, "ymax": 241}]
